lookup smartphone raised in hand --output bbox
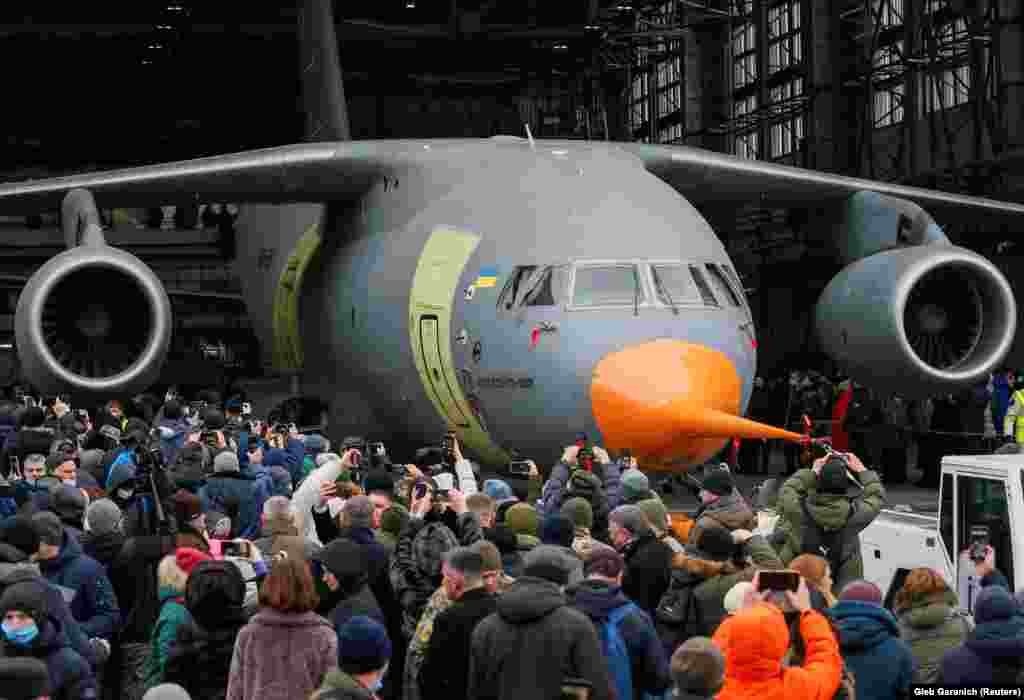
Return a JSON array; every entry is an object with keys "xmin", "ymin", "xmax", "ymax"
[{"xmin": 757, "ymin": 570, "xmax": 800, "ymax": 592}]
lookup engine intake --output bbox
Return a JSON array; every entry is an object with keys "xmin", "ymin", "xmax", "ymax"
[
  {"xmin": 815, "ymin": 246, "xmax": 1015, "ymax": 398},
  {"xmin": 15, "ymin": 244, "xmax": 172, "ymax": 397}
]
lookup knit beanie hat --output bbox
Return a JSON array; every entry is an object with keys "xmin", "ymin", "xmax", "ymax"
[
  {"xmin": 176, "ymin": 547, "xmax": 212, "ymax": 576},
  {"xmin": 472, "ymin": 540, "xmax": 503, "ymax": 573},
  {"xmin": 540, "ymin": 514, "xmax": 575, "ymax": 548},
  {"xmin": 621, "ymin": 470, "xmax": 650, "ymax": 502},
  {"xmin": 186, "ymin": 560, "xmax": 246, "ymax": 627},
  {"xmin": 0, "ymin": 515, "xmax": 41, "ymax": 558},
  {"xmin": 84, "ymin": 498, "xmax": 123, "ymax": 536},
  {"xmin": 142, "ymin": 683, "xmax": 193, "ymax": 700},
  {"xmin": 342, "ymin": 496, "xmax": 375, "ymax": 530},
  {"xmin": 338, "ymin": 616, "xmax": 392, "ymax": 675},
  {"xmin": 0, "ymin": 580, "xmax": 48, "ymax": 624},
  {"xmin": 213, "ymin": 452, "xmax": 240, "ymax": 474},
  {"xmin": 505, "ymin": 503, "xmax": 540, "ymax": 538},
  {"xmin": 724, "ymin": 581, "xmax": 755, "ymax": 614},
  {"xmin": 839, "ymin": 580, "xmax": 883, "ymax": 605},
  {"xmin": 818, "ymin": 457, "xmax": 850, "ymax": 495},
  {"xmin": 482, "ymin": 479, "xmax": 516, "ymax": 502},
  {"xmin": 975, "ymin": 585, "xmax": 1017, "ymax": 624},
  {"xmin": 51, "ymin": 485, "xmax": 87, "ymax": 522},
  {"xmin": 608, "ymin": 505, "xmax": 649, "ymax": 537},
  {"xmin": 379, "ymin": 505, "xmax": 408, "ymax": 538},
  {"xmin": 363, "ymin": 471, "xmax": 394, "ymax": 497},
  {"xmin": 30, "ymin": 511, "xmax": 63, "ymax": 547},
  {"xmin": 0, "ymin": 658, "xmax": 50, "ymax": 700},
  {"xmin": 637, "ymin": 498, "xmax": 669, "ymax": 533},
  {"xmin": 174, "ymin": 490, "xmax": 203, "ymax": 524},
  {"xmin": 560, "ymin": 497, "xmax": 594, "ymax": 531},
  {"xmin": 700, "ymin": 469, "xmax": 734, "ymax": 497}
]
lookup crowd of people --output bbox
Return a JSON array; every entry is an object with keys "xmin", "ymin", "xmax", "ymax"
[{"xmin": 0, "ymin": 389, "xmax": 1017, "ymax": 700}]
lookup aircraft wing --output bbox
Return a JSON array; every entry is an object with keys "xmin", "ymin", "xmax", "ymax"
[
  {"xmin": 619, "ymin": 143, "xmax": 1024, "ymax": 223},
  {"xmin": 0, "ymin": 141, "xmax": 440, "ymax": 214}
]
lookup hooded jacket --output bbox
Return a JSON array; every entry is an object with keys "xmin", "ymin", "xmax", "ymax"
[
  {"xmin": 226, "ymin": 608, "xmax": 338, "ymax": 700},
  {"xmin": 467, "ymin": 576, "xmax": 613, "ymax": 700},
  {"xmin": 566, "ymin": 578, "xmax": 671, "ymax": 697},
  {"xmin": 896, "ymin": 589, "xmax": 973, "ymax": 684},
  {"xmin": 715, "ymin": 605, "xmax": 842, "ymax": 700},
  {"xmin": 142, "ymin": 587, "xmax": 190, "ymax": 690},
  {"xmin": 621, "ymin": 530, "xmax": 673, "ymax": 619},
  {"xmin": 776, "ymin": 468, "xmax": 886, "ymax": 591},
  {"xmin": 37, "ymin": 529, "xmax": 121, "ymax": 641},
  {"xmin": 79, "ymin": 529, "xmax": 126, "ymax": 573},
  {"xmin": 0, "ymin": 612, "xmax": 97, "ymax": 700},
  {"xmin": 940, "ymin": 593, "xmax": 1024, "ymax": 687},
  {"xmin": 164, "ymin": 616, "xmax": 244, "ymax": 700},
  {"xmin": 831, "ymin": 600, "xmax": 914, "ymax": 700},
  {"xmin": 688, "ymin": 491, "xmax": 757, "ymax": 546},
  {"xmin": 313, "ymin": 669, "xmax": 379, "ymax": 700}
]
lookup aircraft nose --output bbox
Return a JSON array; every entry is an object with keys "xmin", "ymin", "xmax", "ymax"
[{"xmin": 590, "ymin": 339, "xmax": 803, "ymax": 466}]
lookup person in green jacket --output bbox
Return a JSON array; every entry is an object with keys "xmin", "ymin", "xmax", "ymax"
[
  {"xmin": 142, "ymin": 551, "xmax": 199, "ymax": 690},
  {"xmin": 893, "ymin": 567, "xmax": 974, "ymax": 684},
  {"xmin": 774, "ymin": 451, "xmax": 886, "ymax": 594}
]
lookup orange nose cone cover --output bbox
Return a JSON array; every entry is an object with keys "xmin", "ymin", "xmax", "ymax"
[{"xmin": 591, "ymin": 340, "xmax": 803, "ymax": 466}]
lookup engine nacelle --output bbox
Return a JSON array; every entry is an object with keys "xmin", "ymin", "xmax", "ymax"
[
  {"xmin": 815, "ymin": 245, "xmax": 1016, "ymax": 398},
  {"xmin": 15, "ymin": 244, "xmax": 172, "ymax": 398}
]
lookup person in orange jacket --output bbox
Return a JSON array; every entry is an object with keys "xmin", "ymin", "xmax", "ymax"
[{"xmin": 712, "ymin": 573, "xmax": 842, "ymax": 700}]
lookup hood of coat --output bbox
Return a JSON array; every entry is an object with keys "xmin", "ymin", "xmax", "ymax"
[
  {"xmin": 81, "ymin": 530, "xmax": 127, "ymax": 566},
  {"xmin": 722, "ymin": 604, "xmax": 790, "ymax": 681},
  {"xmin": 38, "ymin": 529, "xmax": 83, "ymax": 575},
  {"xmin": 832, "ymin": 600, "xmax": 901, "ymax": 651},
  {"xmin": 897, "ymin": 589, "xmax": 961, "ymax": 629},
  {"xmin": 565, "ymin": 579, "xmax": 631, "ymax": 621},
  {"xmin": 496, "ymin": 576, "xmax": 567, "ymax": 624},
  {"xmin": 317, "ymin": 669, "xmax": 375, "ymax": 700}
]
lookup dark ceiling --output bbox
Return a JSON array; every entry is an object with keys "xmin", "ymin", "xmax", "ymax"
[{"xmin": 0, "ymin": 1, "xmax": 640, "ymax": 172}]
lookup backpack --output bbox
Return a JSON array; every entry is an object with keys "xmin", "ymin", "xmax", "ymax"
[
  {"xmin": 600, "ymin": 602, "xmax": 640, "ymax": 700},
  {"xmin": 654, "ymin": 575, "xmax": 704, "ymax": 655},
  {"xmin": 798, "ymin": 498, "xmax": 853, "ymax": 581}
]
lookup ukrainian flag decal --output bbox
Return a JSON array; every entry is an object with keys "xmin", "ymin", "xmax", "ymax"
[{"xmin": 475, "ymin": 265, "xmax": 499, "ymax": 289}]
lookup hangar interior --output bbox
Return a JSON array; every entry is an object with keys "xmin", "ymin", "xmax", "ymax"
[{"xmin": 0, "ymin": 0, "xmax": 1022, "ymax": 382}]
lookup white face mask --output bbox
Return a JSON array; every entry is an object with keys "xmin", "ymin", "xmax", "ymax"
[
  {"xmin": 62, "ymin": 479, "xmax": 76, "ymax": 486},
  {"xmin": 117, "ymin": 488, "xmax": 134, "ymax": 500}
]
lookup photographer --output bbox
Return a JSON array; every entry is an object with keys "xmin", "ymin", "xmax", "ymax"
[
  {"xmin": 262, "ymin": 423, "xmax": 304, "ymax": 489},
  {"xmin": 199, "ymin": 448, "xmax": 272, "ymax": 541},
  {"xmin": 292, "ymin": 450, "xmax": 357, "ymax": 547}
]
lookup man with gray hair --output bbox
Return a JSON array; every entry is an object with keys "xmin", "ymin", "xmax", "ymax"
[
  {"xmin": 670, "ymin": 637, "xmax": 724, "ymax": 700},
  {"xmin": 419, "ymin": 546, "xmax": 497, "ymax": 700},
  {"xmin": 253, "ymin": 495, "xmax": 318, "ymax": 565},
  {"xmin": 609, "ymin": 504, "xmax": 673, "ymax": 619},
  {"xmin": 12, "ymin": 453, "xmax": 49, "ymax": 513}
]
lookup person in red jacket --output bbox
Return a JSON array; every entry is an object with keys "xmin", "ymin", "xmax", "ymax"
[{"xmin": 713, "ymin": 574, "xmax": 842, "ymax": 700}]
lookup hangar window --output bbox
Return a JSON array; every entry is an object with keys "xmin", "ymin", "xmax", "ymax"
[
  {"xmin": 706, "ymin": 264, "xmax": 742, "ymax": 307},
  {"xmin": 650, "ymin": 265, "xmax": 699, "ymax": 306},
  {"xmin": 497, "ymin": 266, "xmax": 537, "ymax": 310},
  {"xmin": 572, "ymin": 265, "xmax": 646, "ymax": 307},
  {"xmin": 688, "ymin": 266, "xmax": 718, "ymax": 306}
]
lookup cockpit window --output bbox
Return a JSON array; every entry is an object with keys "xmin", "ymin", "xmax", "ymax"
[
  {"xmin": 497, "ymin": 266, "xmax": 537, "ymax": 310},
  {"xmin": 688, "ymin": 266, "xmax": 719, "ymax": 306},
  {"xmin": 651, "ymin": 265, "xmax": 700, "ymax": 305},
  {"xmin": 572, "ymin": 265, "xmax": 645, "ymax": 307},
  {"xmin": 522, "ymin": 267, "xmax": 557, "ymax": 306},
  {"xmin": 706, "ymin": 264, "xmax": 742, "ymax": 307}
]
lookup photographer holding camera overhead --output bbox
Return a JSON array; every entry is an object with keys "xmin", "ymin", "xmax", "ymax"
[
  {"xmin": 262, "ymin": 422, "xmax": 305, "ymax": 490},
  {"xmin": 774, "ymin": 448, "xmax": 887, "ymax": 594}
]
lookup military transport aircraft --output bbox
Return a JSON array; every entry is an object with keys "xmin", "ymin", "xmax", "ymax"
[{"xmin": 0, "ymin": 0, "xmax": 1021, "ymax": 469}]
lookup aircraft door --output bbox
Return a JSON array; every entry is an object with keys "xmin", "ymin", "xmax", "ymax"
[{"xmin": 419, "ymin": 315, "xmax": 470, "ymax": 428}]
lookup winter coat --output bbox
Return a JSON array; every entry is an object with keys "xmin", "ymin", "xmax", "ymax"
[
  {"xmin": 390, "ymin": 511, "xmax": 483, "ymax": 638},
  {"xmin": 291, "ymin": 456, "xmax": 348, "ymax": 546},
  {"xmin": 522, "ymin": 544, "xmax": 584, "ymax": 586},
  {"xmin": 687, "ymin": 490, "xmax": 757, "ymax": 546},
  {"xmin": 992, "ymin": 373, "xmax": 1012, "ymax": 434},
  {"xmin": 540, "ymin": 461, "xmax": 616, "ymax": 534},
  {"xmin": 329, "ymin": 584, "xmax": 385, "ymax": 631},
  {"xmin": 420, "ymin": 587, "xmax": 497, "ymax": 700},
  {"xmin": 200, "ymin": 468, "xmax": 273, "ymax": 540},
  {"xmin": 831, "ymin": 600, "xmax": 915, "ymax": 700},
  {"xmin": 226, "ymin": 609, "xmax": 337, "ymax": 700},
  {"xmin": 620, "ymin": 530, "xmax": 673, "ymax": 619},
  {"xmin": 0, "ymin": 613, "xmax": 97, "ymax": 700},
  {"xmin": 164, "ymin": 618, "xmax": 244, "ymax": 700},
  {"xmin": 142, "ymin": 587, "xmax": 190, "ymax": 689},
  {"xmin": 566, "ymin": 578, "xmax": 671, "ymax": 697},
  {"xmin": 714, "ymin": 605, "xmax": 842, "ymax": 700},
  {"xmin": 0, "ymin": 549, "xmax": 100, "ymax": 667},
  {"xmin": 109, "ymin": 532, "xmax": 178, "ymax": 644},
  {"xmin": 313, "ymin": 669, "xmax": 379, "ymax": 700},
  {"xmin": 775, "ymin": 468, "xmax": 886, "ymax": 591},
  {"xmin": 263, "ymin": 437, "xmax": 305, "ymax": 490},
  {"xmin": 37, "ymin": 529, "xmax": 121, "ymax": 640},
  {"xmin": 657, "ymin": 535, "xmax": 783, "ymax": 654},
  {"xmin": 940, "ymin": 611, "xmax": 1024, "ymax": 687},
  {"xmin": 253, "ymin": 516, "xmax": 319, "ymax": 564},
  {"xmin": 79, "ymin": 530, "xmax": 126, "ymax": 573},
  {"xmin": 405, "ymin": 584, "xmax": 454, "ymax": 700},
  {"xmin": 467, "ymin": 576, "xmax": 613, "ymax": 700},
  {"xmin": 157, "ymin": 417, "xmax": 191, "ymax": 467},
  {"xmin": 896, "ymin": 589, "xmax": 973, "ymax": 684}
]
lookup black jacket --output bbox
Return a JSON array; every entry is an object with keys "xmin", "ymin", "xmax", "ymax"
[
  {"xmin": 621, "ymin": 531, "xmax": 673, "ymax": 618},
  {"xmin": 164, "ymin": 619, "xmax": 244, "ymax": 700},
  {"xmin": 109, "ymin": 533, "xmax": 177, "ymax": 643},
  {"xmin": 566, "ymin": 579, "xmax": 671, "ymax": 697},
  {"xmin": 420, "ymin": 587, "xmax": 497, "ymax": 700},
  {"xmin": 330, "ymin": 584, "xmax": 385, "ymax": 631},
  {"xmin": 0, "ymin": 613, "xmax": 96, "ymax": 700},
  {"xmin": 80, "ymin": 530, "xmax": 126, "ymax": 573},
  {"xmin": 467, "ymin": 576, "xmax": 613, "ymax": 700}
]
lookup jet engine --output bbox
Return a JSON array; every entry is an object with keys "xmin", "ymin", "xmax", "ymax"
[
  {"xmin": 815, "ymin": 245, "xmax": 1015, "ymax": 398},
  {"xmin": 15, "ymin": 244, "xmax": 172, "ymax": 397}
]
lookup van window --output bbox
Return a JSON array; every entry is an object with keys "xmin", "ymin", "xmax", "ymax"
[
  {"xmin": 958, "ymin": 475, "xmax": 1013, "ymax": 592},
  {"xmin": 572, "ymin": 265, "xmax": 645, "ymax": 307}
]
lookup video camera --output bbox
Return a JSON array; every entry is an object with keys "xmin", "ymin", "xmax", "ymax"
[{"xmin": 415, "ymin": 432, "xmax": 458, "ymax": 475}]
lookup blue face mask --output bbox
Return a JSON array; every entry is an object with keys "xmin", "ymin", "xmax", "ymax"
[
  {"xmin": 370, "ymin": 677, "xmax": 384, "ymax": 694},
  {"xmin": 2, "ymin": 621, "xmax": 39, "ymax": 646}
]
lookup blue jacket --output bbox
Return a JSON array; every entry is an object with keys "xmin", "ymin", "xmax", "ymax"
[
  {"xmin": 105, "ymin": 449, "xmax": 137, "ymax": 491},
  {"xmin": 941, "ymin": 589, "xmax": 1024, "ymax": 687},
  {"xmin": 199, "ymin": 468, "xmax": 272, "ymax": 540},
  {"xmin": 37, "ymin": 530, "xmax": 121, "ymax": 641},
  {"xmin": 263, "ymin": 437, "xmax": 304, "ymax": 489},
  {"xmin": 831, "ymin": 601, "xmax": 914, "ymax": 700},
  {"xmin": 0, "ymin": 612, "xmax": 97, "ymax": 700},
  {"xmin": 993, "ymin": 373, "xmax": 1012, "ymax": 430},
  {"xmin": 157, "ymin": 417, "xmax": 191, "ymax": 467},
  {"xmin": 565, "ymin": 578, "xmax": 671, "ymax": 697}
]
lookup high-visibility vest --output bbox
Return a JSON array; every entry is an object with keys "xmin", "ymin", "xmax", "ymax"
[{"xmin": 1005, "ymin": 389, "xmax": 1024, "ymax": 443}]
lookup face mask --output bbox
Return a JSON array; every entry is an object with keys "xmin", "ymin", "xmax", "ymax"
[
  {"xmin": 117, "ymin": 488, "xmax": 134, "ymax": 500},
  {"xmin": 62, "ymin": 479, "xmax": 76, "ymax": 486},
  {"xmin": 2, "ymin": 621, "xmax": 39, "ymax": 646},
  {"xmin": 370, "ymin": 677, "xmax": 384, "ymax": 693}
]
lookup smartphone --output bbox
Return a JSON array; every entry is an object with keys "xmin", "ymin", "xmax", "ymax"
[
  {"xmin": 414, "ymin": 481, "xmax": 429, "ymax": 500},
  {"xmin": 218, "ymin": 540, "xmax": 249, "ymax": 558},
  {"xmin": 241, "ymin": 402, "xmax": 252, "ymax": 416},
  {"xmin": 757, "ymin": 570, "xmax": 800, "ymax": 592},
  {"xmin": 508, "ymin": 461, "xmax": 532, "ymax": 476},
  {"xmin": 969, "ymin": 525, "xmax": 990, "ymax": 563}
]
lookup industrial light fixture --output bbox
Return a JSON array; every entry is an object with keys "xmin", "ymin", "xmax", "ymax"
[
  {"xmin": 406, "ymin": 0, "xmax": 416, "ymax": 7},
  {"xmin": 166, "ymin": 4, "xmax": 184, "ymax": 11},
  {"xmin": 553, "ymin": 43, "xmax": 569, "ymax": 50},
  {"xmin": 0, "ymin": 344, "xmax": 11, "ymax": 350}
]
